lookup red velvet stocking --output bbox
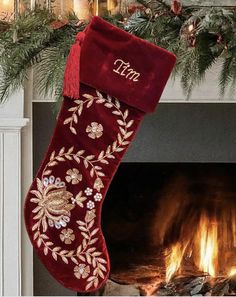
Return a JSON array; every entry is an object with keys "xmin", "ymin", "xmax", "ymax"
[{"xmin": 24, "ymin": 16, "xmax": 176, "ymax": 293}]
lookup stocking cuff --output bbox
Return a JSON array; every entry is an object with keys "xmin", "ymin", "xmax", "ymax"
[{"xmin": 63, "ymin": 16, "xmax": 176, "ymax": 113}]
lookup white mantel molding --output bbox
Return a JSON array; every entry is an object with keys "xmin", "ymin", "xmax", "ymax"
[
  {"xmin": 0, "ymin": 118, "xmax": 28, "ymax": 296},
  {"xmin": 0, "ymin": 118, "xmax": 29, "ymax": 130},
  {"xmin": 0, "ymin": 86, "xmax": 32, "ymax": 296}
]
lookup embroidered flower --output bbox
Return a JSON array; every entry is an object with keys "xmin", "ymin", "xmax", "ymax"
[
  {"xmin": 43, "ymin": 176, "xmax": 65, "ymax": 188},
  {"xmin": 30, "ymin": 178, "xmax": 75, "ymax": 232},
  {"xmin": 87, "ymin": 200, "xmax": 95, "ymax": 210},
  {"xmin": 85, "ymin": 187, "xmax": 93, "ymax": 196},
  {"xmin": 86, "ymin": 122, "xmax": 103, "ymax": 139},
  {"xmin": 94, "ymin": 177, "xmax": 104, "ymax": 192},
  {"xmin": 66, "ymin": 168, "xmax": 82, "ymax": 185},
  {"xmin": 60, "ymin": 228, "xmax": 75, "ymax": 244},
  {"xmin": 94, "ymin": 193, "xmax": 102, "ymax": 202},
  {"xmin": 74, "ymin": 264, "xmax": 90, "ymax": 279},
  {"xmin": 71, "ymin": 191, "xmax": 87, "ymax": 207},
  {"xmin": 85, "ymin": 209, "xmax": 96, "ymax": 223},
  {"xmin": 49, "ymin": 215, "xmax": 70, "ymax": 229}
]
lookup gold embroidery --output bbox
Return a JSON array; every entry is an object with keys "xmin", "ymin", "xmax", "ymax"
[
  {"xmin": 93, "ymin": 177, "xmax": 104, "ymax": 192},
  {"xmin": 60, "ymin": 228, "xmax": 75, "ymax": 245},
  {"xmin": 30, "ymin": 178, "xmax": 75, "ymax": 232},
  {"xmin": 76, "ymin": 211, "xmax": 107, "ymax": 290},
  {"xmin": 85, "ymin": 209, "xmax": 96, "ymax": 222},
  {"xmin": 32, "ymin": 199, "xmax": 107, "ymax": 287},
  {"xmin": 86, "ymin": 122, "xmax": 103, "ymax": 139},
  {"xmin": 74, "ymin": 264, "xmax": 90, "ymax": 279},
  {"xmin": 71, "ymin": 191, "xmax": 87, "ymax": 207},
  {"xmin": 66, "ymin": 168, "xmax": 82, "ymax": 184},
  {"xmin": 30, "ymin": 90, "xmax": 136, "ymax": 290},
  {"xmin": 42, "ymin": 147, "xmax": 105, "ymax": 193},
  {"xmin": 113, "ymin": 58, "xmax": 140, "ymax": 82}
]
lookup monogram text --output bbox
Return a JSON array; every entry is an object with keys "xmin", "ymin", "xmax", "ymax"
[{"xmin": 113, "ymin": 59, "xmax": 140, "ymax": 82}]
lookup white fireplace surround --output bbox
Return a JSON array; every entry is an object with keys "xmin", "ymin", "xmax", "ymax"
[
  {"xmin": 0, "ymin": 64, "xmax": 236, "ymax": 296},
  {"xmin": 0, "ymin": 72, "xmax": 33, "ymax": 296}
]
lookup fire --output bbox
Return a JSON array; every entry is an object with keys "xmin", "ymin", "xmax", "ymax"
[
  {"xmin": 165, "ymin": 242, "xmax": 187, "ymax": 282},
  {"xmin": 197, "ymin": 213, "xmax": 218, "ymax": 277},
  {"xmin": 228, "ymin": 267, "xmax": 236, "ymax": 277},
  {"xmin": 165, "ymin": 213, "xmax": 218, "ymax": 282}
]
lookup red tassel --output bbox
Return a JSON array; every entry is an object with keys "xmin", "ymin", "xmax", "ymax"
[{"xmin": 63, "ymin": 32, "xmax": 85, "ymax": 99}]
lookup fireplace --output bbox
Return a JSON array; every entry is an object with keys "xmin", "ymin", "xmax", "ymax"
[
  {"xmin": 101, "ymin": 163, "xmax": 236, "ymax": 296},
  {"xmin": 33, "ymin": 103, "xmax": 236, "ymax": 296}
]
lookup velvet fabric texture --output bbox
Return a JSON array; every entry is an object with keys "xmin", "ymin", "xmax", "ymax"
[{"xmin": 24, "ymin": 16, "xmax": 176, "ymax": 292}]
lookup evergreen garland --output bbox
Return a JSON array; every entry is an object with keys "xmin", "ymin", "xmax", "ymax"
[{"xmin": 0, "ymin": 1, "xmax": 236, "ymax": 102}]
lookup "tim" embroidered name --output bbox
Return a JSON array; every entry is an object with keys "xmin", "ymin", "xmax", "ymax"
[{"xmin": 113, "ymin": 59, "xmax": 140, "ymax": 82}]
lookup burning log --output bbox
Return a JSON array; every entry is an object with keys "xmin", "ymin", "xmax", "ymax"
[
  {"xmin": 151, "ymin": 275, "xmax": 236, "ymax": 296},
  {"xmin": 100, "ymin": 164, "xmax": 236, "ymax": 296}
]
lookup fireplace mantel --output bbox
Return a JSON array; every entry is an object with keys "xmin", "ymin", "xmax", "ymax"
[{"xmin": 162, "ymin": 63, "xmax": 236, "ymax": 103}]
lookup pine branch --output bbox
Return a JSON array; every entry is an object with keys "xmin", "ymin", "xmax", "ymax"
[
  {"xmin": 0, "ymin": 8, "xmax": 84, "ymax": 102},
  {"xmin": 1, "ymin": 5, "xmax": 236, "ymax": 102}
]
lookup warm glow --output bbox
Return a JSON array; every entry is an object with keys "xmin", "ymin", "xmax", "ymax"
[
  {"xmin": 197, "ymin": 214, "xmax": 218, "ymax": 277},
  {"xmin": 73, "ymin": 0, "xmax": 90, "ymax": 19},
  {"xmin": 165, "ymin": 242, "xmax": 187, "ymax": 282},
  {"xmin": 107, "ymin": 0, "xmax": 115, "ymax": 13},
  {"xmin": 1, "ymin": 0, "xmax": 12, "ymax": 9},
  {"xmin": 188, "ymin": 24, "xmax": 194, "ymax": 32},
  {"xmin": 165, "ymin": 213, "xmax": 219, "ymax": 282},
  {"xmin": 0, "ymin": 0, "xmax": 14, "ymax": 20},
  {"xmin": 95, "ymin": 0, "xmax": 99, "ymax": 16},
  {"xmin": 228, "ymin": 267, "xmax": 236, "ymax": 277}
]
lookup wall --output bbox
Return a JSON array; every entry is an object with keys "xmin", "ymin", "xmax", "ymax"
[{"xmin": 34, "ymin": 103, "xmax": 236, "ymax": 165}]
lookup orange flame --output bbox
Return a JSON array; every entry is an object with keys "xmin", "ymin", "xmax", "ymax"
[
  {"xmin": 228, "ymin": 267, "xmax": 236, "ymax": 277},
  {"xmin": 165, "ymin": 213, "xmax": 219, "ymax": 281},
  {"xmin": 165, "ymin": 242, "xmax": 187, "ymax": 282},
  {"xmin": 197, "ymin": 213, "xmax": 218, "ymax": 277}
]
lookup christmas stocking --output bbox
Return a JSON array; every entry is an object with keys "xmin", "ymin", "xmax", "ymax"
[{"xmin": 24, "ymin": 16, "xmax": 176, "ymax": 292}]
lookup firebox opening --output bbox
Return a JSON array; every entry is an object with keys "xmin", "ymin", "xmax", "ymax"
[{"xmin": 102, "ymin": 163, "xmax": 236, "ymax": 292}]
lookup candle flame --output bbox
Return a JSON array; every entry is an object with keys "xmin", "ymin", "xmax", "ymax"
[{"xmin": 3, "ymin": 0, "xmax": 10, "ymax": 5}]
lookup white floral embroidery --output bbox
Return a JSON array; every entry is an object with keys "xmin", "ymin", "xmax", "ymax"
[
  {"xmin": 94, "ymin": 193, "xmax": 103, "ymax": 202},
  {"xmin": 43, "ymin": 176, "xmax": 65, "ymax": 188},
  {"xmin": 85, "ymin": 187, "xmax": 93, "ymax": 196},
  {"xmin": 48, "ymin": 216, "xmax": 70, "ymax": 229},
  {"xmin": 49, "ymin": 216, "xmax": 70, "ymax": 229},
  {"xmin": 87, "ymin": 200, "xmax": 95, "ymax": 210}
]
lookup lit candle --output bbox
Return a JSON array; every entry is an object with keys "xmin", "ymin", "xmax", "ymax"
[
  {"xmin": 1, "ymin": 0, "xmax": 14, "ymax": 16},
  {"xmin": 107, "ymin": 0, "xmax": 116, "ymax": 14},
  {"xmin": 95, "ymin": 0, "xmax": 98, "ymax": 15},
  {"xmin": 73, "ymin": 0, "xmax": 90, "ymax": 19}
]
